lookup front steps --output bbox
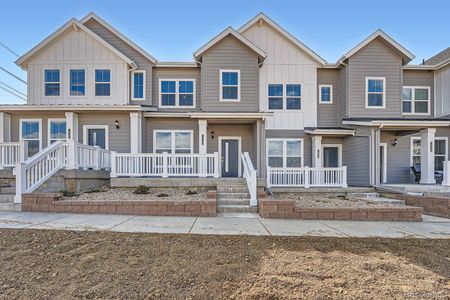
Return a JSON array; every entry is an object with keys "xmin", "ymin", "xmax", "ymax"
[
  {"xmin": 0, "ymin": 180, "xmax": 19, "ymax": 211},
  {"xmin": 347, "ymin": 192, "xmax": 406, "ymax": 205},
  {"xmin": 217, "ymin": 179, "xmax": 258, "ymax": 213}
]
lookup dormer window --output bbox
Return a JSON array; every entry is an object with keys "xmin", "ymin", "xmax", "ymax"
[
  {"xmin": 220, "ymin": 70, "xmax": 240, "ymax": 102},
  {"xmin": 366, "ymin": 77, "xmax": 385, "ymax": 108},
  {"xmin": 44, "ymin": 70, "xmax": 60, "ymax": 96}
]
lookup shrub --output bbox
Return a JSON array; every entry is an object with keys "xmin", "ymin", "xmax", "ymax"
[
  {"xmin": 85, "ymin": 188, "xmax": 101, "ymax": 193},
  {"xmin": 61, "ymin": 189, "xmax": 77, "ymax": 197},
  {"xmin": 134, "ymin": 185, "xmax": 150, "ymax": 195},
  {"xmin": 156, "ymin": 193, "xmax": 168, "ymax": 197},
  {"xmin": 185, "ymin": 190, "xmax": 198, "ymax": 195}
]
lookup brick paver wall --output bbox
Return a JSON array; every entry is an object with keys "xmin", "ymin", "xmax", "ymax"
[{"xmin": 381, "ymin": 193, "xmax": 450, "ymax": 219}]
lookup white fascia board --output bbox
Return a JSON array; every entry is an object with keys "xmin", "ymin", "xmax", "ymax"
[
  {"xmin": 305, "ymin": 129, "xmax": 355, "ymax": 136},
  {"xmin": 188, "ymin": 112, "xmax": 273, "ymax": 119},
  {"xmin": 0, "ymin": 105, "xmax": 143, "ymax": 111},
  {"xmin": 238, "ymin": 13, "xmax": 326, "ymax": 65},
  {"xmin": 156, "ymin": 62, "xmax": 199, "ymax": 68},
  {"xmin": 143, "ymin": 112, "xmax": 191, "ymax": 118},
  {"xmin": 342, "ymin": 120, "xmax": 450, "ymax": 127}
]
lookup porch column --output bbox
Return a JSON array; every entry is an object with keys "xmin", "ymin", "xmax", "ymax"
[
  {"xmin": 374, "ymin": 128, "xmax": 381, "ymax": 186},
  {"xmin": 130, "ymin": 112, "xmax": 142, "ymax": 153},
  {"xmin": 65, "ymin": 112, "xmax": 78, "ymax": 142},
  {"xmin": 311, "ymin": 135, "xmax": 322, "ymax": 167},
  {"xmin": 256, "ymin": 120, "xmax": 262, "ymax": 174},
  {"xmin": 198, "ymin": 119, "xmax": 207, "ymax": 154},
  {"xmin": 0, "ymin": 112, "xmax": 11, "ymax": 142},
  {"xmin": 420, "ymin": 128, "xmax": 436, "ymax": 184}
]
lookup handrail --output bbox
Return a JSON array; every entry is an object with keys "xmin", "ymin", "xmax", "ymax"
[
  {"xmin": 241, "ymin": 152, "xmax": 257, "ymax": 206},
  {"xmin": 267, "ymin": 166, "xmax": 348, "ymax": 188},
  {"xmin": 0, "ymin": 142, "xmax": 23, "ymax": 168}
]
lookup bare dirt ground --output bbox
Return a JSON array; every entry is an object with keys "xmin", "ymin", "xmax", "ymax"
[{"xmin": 0, "ymin": 229, "xmax": 449, "ymax": 299}]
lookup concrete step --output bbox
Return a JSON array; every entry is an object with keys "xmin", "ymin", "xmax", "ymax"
[
  {"xmin": 218, "ymin": 199, "xmax": 250, "ymax": 206},
  {"xmin": 367, "ymin": 197, "xmax": 406, "ymax": 205},
  {"xmin": 217, "ymin": 205, "xmax": 258, "ymax": 213},
  {"xmin": 217, "ymin": 187, "xmax": 249, "ymax": 193},
  {"xmin": 347, "ymin": 192, "xmax": 379, "ymax": 199},
  {"xmin": 0, "ymin": 203, "xmax": 20, "ymax": 211},
  {"xmin": 0, "ymin": 186, "xmax": 16, "ymax": 194},
  {"xmin": 0, "ymin": 195, "xmax": 14, "ymax": 203},
  {"xmin": 218, "ymin": 192, "xmax": 250, "ymax": 200}
]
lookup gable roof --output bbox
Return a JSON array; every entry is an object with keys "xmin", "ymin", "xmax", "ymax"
[
  {"xmin": 238, "ymin": 13, "xmax": 326, "ymax": 65},
  {"xmin": 80, "ymin": 12, "xmax": 157, "ymax": 64},
  {"xmin": 337, "ymin": 29, "xmax": 415, "ymax": 65},
  {"xmin": 194, "ymin": 27, "xmax": 266, "ymax": 60},
  {"xmin": 424, "ymin": 47, "xmax": 450, "ymax": 65},
  {"xmin": 16, "ymin": 18, "xmax": 133, "ymax": 69}
]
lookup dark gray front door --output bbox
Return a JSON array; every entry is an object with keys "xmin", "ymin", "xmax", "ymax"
[
  {"xmin": 221, "ymin": 139, "xmax": 239, "ymax": 177},
  {"xmin": 323, "ymin": 146, "xmax": 339, "ymax": 167},
  {"xmin": 87, "ymin": 128, "xmax": 106, "ymax": 149}
]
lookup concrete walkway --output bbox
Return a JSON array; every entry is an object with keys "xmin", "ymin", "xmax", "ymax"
[{"xmin": 0, "ymin": 211, "xmax": 449, "ymax": 238}]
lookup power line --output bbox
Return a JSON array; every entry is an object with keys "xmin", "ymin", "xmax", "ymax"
[
  {"xmin": 0, "ymin": 67, "xmax": 26, "ymax": 84},
  {"xmin": 0, "ymin": 80, "xmax": 26, "ymax": 97},
  {"xmin": 0, "ymin": 41, "xmax": 20, "ymax": 58},
  {"xmin": 0, "ymin": 85, "xmax": 26, "ymax": 101}
]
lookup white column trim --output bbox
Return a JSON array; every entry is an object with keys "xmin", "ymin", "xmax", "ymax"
[
  {"xmin": 130, "ymin": 112, "xmax": 142, "ymax": 153},
  {"xmin": 420, "ymin": 128, "xmax": 436, "ymax": 184},
  {"xmin": 0, "ymin": 112, "xmax": 11, "ymax": 142},
  {"xmin": 198, "ymin": 119, "xmax": 207, "ymax": 154},
  {"xmin": 65, "ymin": 112, "xmax": 78, "ymax": 142},
  {"xmin": 311, "ymin": 135, "xmax": 322, "ymax": 167}
]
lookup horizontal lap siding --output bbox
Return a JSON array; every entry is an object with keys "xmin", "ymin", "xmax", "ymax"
[
  {"xmin": 207, "ymin": 125, "xmax": 254, "ymax": 161},
  {"xmin": 265, "ymin": 130, "xmax": 311, "ymax": 168},
  {"xmin": 146, "ymin": 118, "xmax": 199, "ymax": 153},
  {"xmin": 435, "ymin": 65, "xmax": 450, "ymax": 117},
  {"xmin": 402, "ymin": 70, "xmax": 435, "ymax": 118},
  {"xmin": 348, "ymin": 38, "xmax": 402, "ymax": 118},
  {"xmin": 338, "ymin": 66, "xmax": 348, "ymax": 120},
  {"xmin": 342, "ymin": 127, "xmax": 370, "ymax": 186},
  {"xmin": 201, "ymin": 35, "xmax": 259, "ymax": 112},
  {"xmin": 317, "ymin": 69, "xmax": 339, "ymax": 127}
]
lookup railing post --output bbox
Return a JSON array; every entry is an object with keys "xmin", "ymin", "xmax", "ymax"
[
  {"xmin": 266, "ymin": 166, "xmax": 271, "ymax": 188},
  {"xmin": 14, "ymin": 162, "xmax": 26, "ymax": 204},
  {"xmin": 304, "ymin": 166, "xmax": 310, "ymax": 188},
  {"xmin": 66, "ymin": 140, "xmax": 77, "ymax": 170},
  {"xmin": 94, "ymin": 146, "xmax": 101, "ymax": 170},
  {"xmin": 213, "ymin": 151, "xmax": 220, "ymax": 178},
  {"xmin": 110, "ymin": 151, "xmax": 117, "ymax": 178},
  {"xmin": 342, "ymin": 166, "xmax": 348, "ymax": 188},
  {"xmin": 19, "ymin": 140, "xmax": 28, "ymax": 162},
  {"xmin": 250, "ymin": 169, "xmax": 257, "ymax": 206},
  {"xmin": 162, "ymin": 152, "xmax": 168, "ymax": 178}
]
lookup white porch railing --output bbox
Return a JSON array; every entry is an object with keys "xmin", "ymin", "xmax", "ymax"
[
  {"xmin": 14, "ymin": 141, "xmax": 111, "ymax": 203},
  {"xmin": 110, "ymin": 152, "xmax": 220, "ymax": 178},
  {"xmin": 0, "ymin": 141, "xmax": 27, "ymax": 168},
  {"xmin": 241, "ymin": 152, "xmax": 257, "ymax": 206},
  {"xmin": 267, "ymin": 166, "xmax": 347, "ymax": 188}
]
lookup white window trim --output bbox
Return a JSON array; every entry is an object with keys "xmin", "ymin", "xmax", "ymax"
[
  {"xmin": 83, "ymin": 125, "xmax": 109, "ymax": 150},
  {"xmin": 319, "ymin": 84, "xmax": 333, "ymax": 104},
  {"xmin": 365, "ymin": 77, "xmax": 386, "ymax": 109},
  {"xmin": 218, "ymin": 136, "xmax": 242, "ymax": 177},
  {"xmin": 267, "ymin": 83, "xmax": 302, "ymax": 111},
  {"xmin": 19, "ymin": 118, "xmax": 42, "ymax": 151},
  {"xmin": 402, "ymin": 86, "xmax": 431, "ymax": 115},
  {"xmin": 219, "ymin": 69, "xmax": 240, "ymax": 102},
  {"xmin": 131, "ymin": 70, "xmax": 146, "ymax": 101},
  {"xmin": 158, "ymin": 79, "xmax": 196, "ymax": 108},
  {"xmin": 410, "ymin": 137, "xmax": 448, "ymax": 167},
  {"xmin": 153, "ymin": 130, "xmax": 194, "ymax": 154},
  {"xmin": 94, "ymin": 69, "xmax": 112, "ymax": 97},
  {"xmin": 43, "ymin": 69, "xmax": 61, "ymax": 98},
  {"xmin": 69, "ymin": 69, "xmax": 86, "ymax": 98},
  {"xmin": 47, "ymin": 118, "xmax": 67, "ymax": 145},
  {"xmin": 321, "ymin": 144, "xmax": 342, "ymax": 167},
  {"xmin": 266, "ymin": 138, "xmax": 304, "ymax": 168}
]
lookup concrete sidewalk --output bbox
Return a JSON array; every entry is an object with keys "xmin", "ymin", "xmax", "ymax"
[{"xmin": 0, "ymin": 211, "xmax": 449, "ymax": 238}]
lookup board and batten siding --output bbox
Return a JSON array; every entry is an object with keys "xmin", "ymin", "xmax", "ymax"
[
  {"xmin": 201, "ymin": 35, "xmax": 259, "ymax": 112},
  {"xmin": 435, "ymin": 64, "xmax": 450, "ymax": 118},
  {"xmin": 152, "ymin": 67, "xmax": 201, "ymax": 111},
  {"xmin": 347, "ymin": 38, "xmax": 403, "ymax": 118},
  {"xmin": 241, "ymin": 22, "xmax": 318, "ymax": 129},
  {"xmin": 402, "ymin": 70, "xmax": 435, "ymax": 118},
  {"xmin": 317, "ymin": 69, "xmax": 339, "ymax": 127},
  {"xmin": 27, "ymin": 28, "xmax": 128, "ymax": 106},
  {"xmin": 84, "ymin": 18, "xmax": 154, "ymax": 106},
  {"xmin": 342, "ymin": 127, "xmax": 371, "ymax": 186}
]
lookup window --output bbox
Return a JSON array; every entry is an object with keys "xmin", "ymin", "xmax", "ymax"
[
  {"xmin": 159, "ymin": 79, "xmax": 195, "ymax": 107},
  {"xmin": 267, "ymin": 84, "xmax": 302, "ymax": 110},
  {"xmin": 319, "ymin": 84, "xmax": 333, "ymax": 104},
  {"xmin": 69, "ymin": 69, "xmax": 85, "ymax": 96},
  {"xmin": 132, "ymin": 71, "xmax": 146, "ymax": 100},
  {"xmin": 95, "ymin": 69, "xmax": 111, "ymax": 96},
  {"xmin": 44, "ymin": 70, "xmax": 60, "ymax": 96},
  {"xmin": 220, "ymin": 70, "xmax": 239, "ymax": 101},
  {"xmin": 267, "ymin": 139, "xmax": 303, "ymax": 168},
  {"xmin": 366, "ymin": 77, "xmax": 385, "ymax": 108},
  {"xmin": 48, "ymin": 119, "xmax": 66, "ymax": 144},
  {"xmin": 411, "ymin": 137, "xmax": 448, "ymax": 173},
  {"xmin": 20, "ymin": 119, "xmax": 41, "ymax": 157},
  {"xmin": 154, "ymin": 130, "xmax": 193, "ymax": 154},
  {"xmin": 402, "ymin": 87, "xmax": 430, "ymax": 114}
]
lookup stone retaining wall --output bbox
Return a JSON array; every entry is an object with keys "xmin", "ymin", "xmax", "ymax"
[
  {"xmin": 258, "ymin": 198, "xmax": 422, "ymax": 221},
  {"xmin": 36, "ymin": 170, "xmax": 110, "ymax": 193},
  {"xmin": 22, "ymin": 191, "xmax": 217, "ymax": 217},
  {"xmin": 380, "ymin": 193, "xmax": 450, "ymax": 219}
]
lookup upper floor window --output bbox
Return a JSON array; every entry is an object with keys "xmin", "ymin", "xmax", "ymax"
[
  {"xmin": 267, "ymin": 139, "xmax": 303, "ymax": 168},
  {"xmin": 154, "ymin": 130, "xmax": 193, "ymax": 154},
  {"xmin": 44, "ymin": 70, "xmax": 60, "ymax": 96},
  {"xmin": 48, "ymin": 119, "xmax": 66, "ymax": 144},
  {"xmin": 132, "ymin": 71, "xmax": 146, "ymax": 100},
  {"xmin": 267, "ymin": 83, "xmax": 301, "ymax": 110},
  {"xmin": 402, "ymin": 86, "xmax": 430, "ymax": 115},
  {"xmin": 366, "ymin": 77, "xmax": 385, "ymax": 108},
  {"xmin": 69, "ymin": 69, "xmax": 85, "ymax": 96},
  {"xmin": 95, "ymin": 69, "xmax": 111, "ymax": 96},
  {"xmin": 160, "ymin": 79, "xmax": 195, "ymax": 107},
  {"xmin": 220, "ymin": 70, "xmax": 240, "ymax": 102},
  {"xmin": 319, "ymin": 84, "xmax": 333, "ymax": 104}
]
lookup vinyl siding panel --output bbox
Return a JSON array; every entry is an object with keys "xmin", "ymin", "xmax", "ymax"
[
  {"xmin": 201, "ymin": 35, "xmax": 259, "ymax": 112},
  {"xmin": 337, "ymin": 65, "xmax": 348, "ymax": 121},
  {"xmin": 348, "ymin": 38, "xmax": 403, "ymax": 118},
  {"xmin": 435, "ymin": 64, "xmax": 450, "ymax": 117},
  {"xmin": 342, "ymin": 127, "xmax": 371, "ymax": 186},
  {"xmin": 317, "ymin": 69, "xmax": 339, "ymax": 127},
  {"xmin": 146, "ymin": 118, "xmax": 199, "ymax": 153},
  {"xmin": 152, "ymin": 67, "xmax": 201, "ymax": 111},
  {"xmin": 402, "ymin": 70, "xmax": 435, "ymax": 118}
]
